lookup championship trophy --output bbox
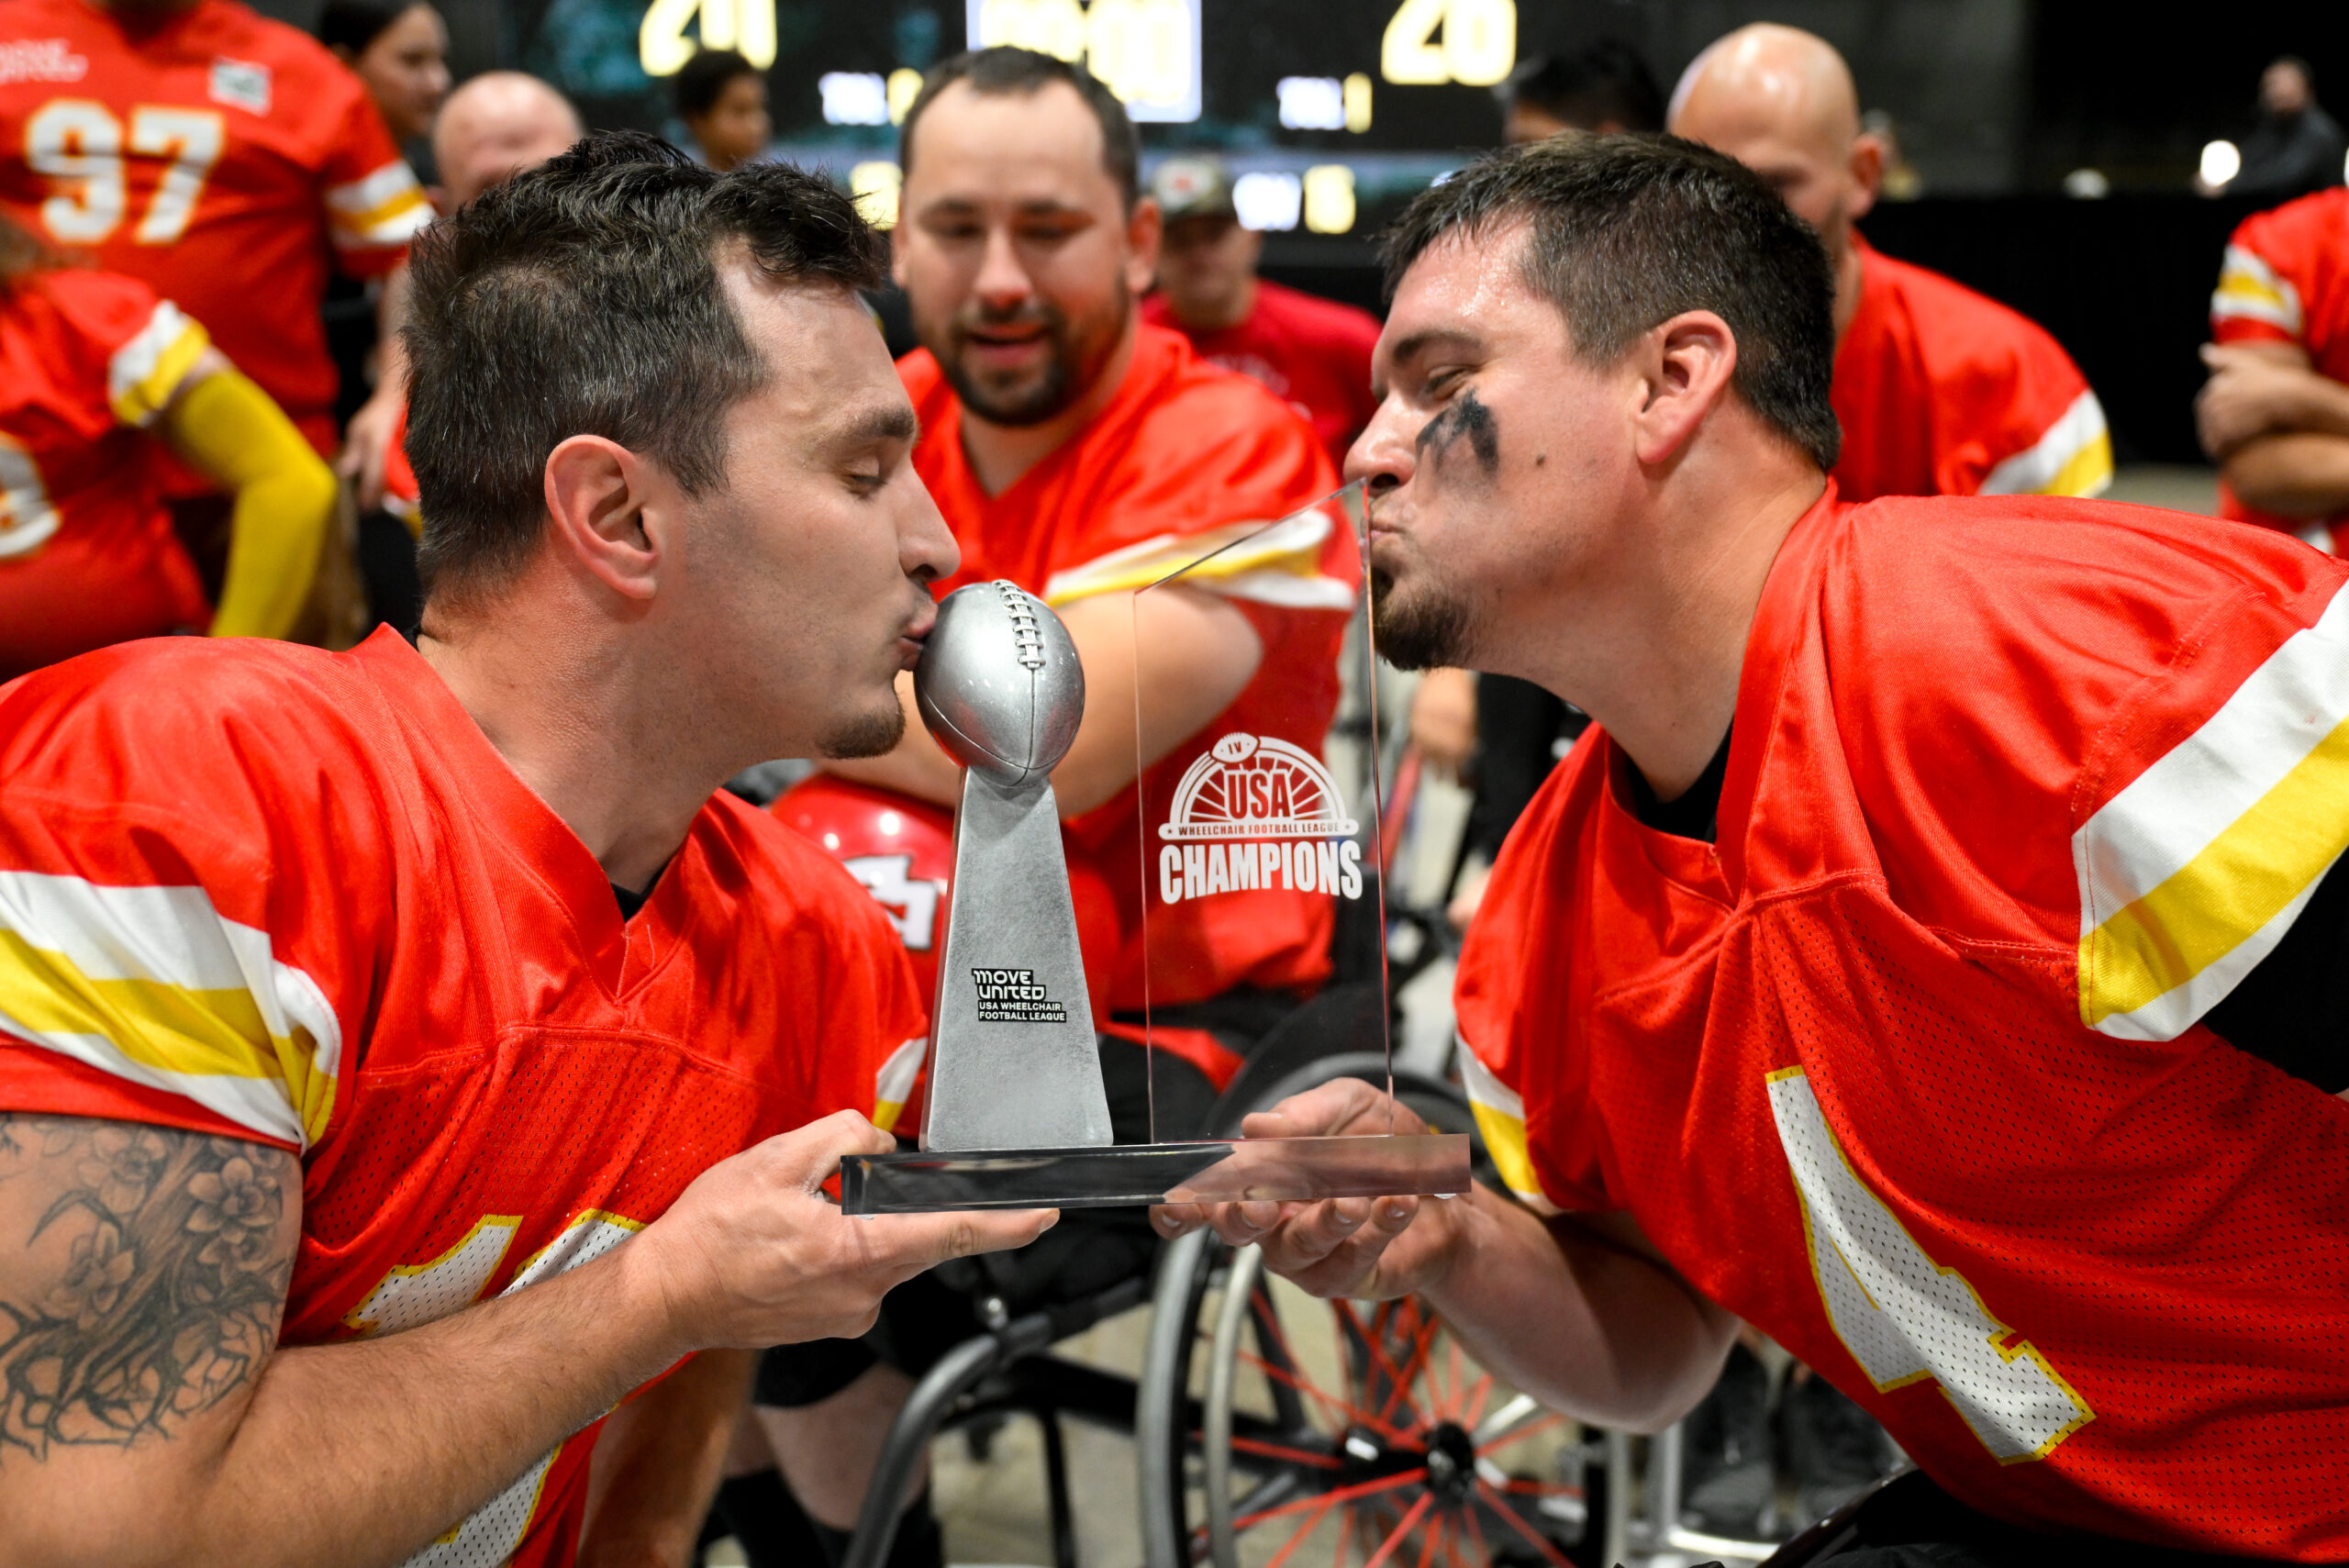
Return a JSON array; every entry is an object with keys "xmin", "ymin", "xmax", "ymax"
[{"xmin": 841, "ymin": 485, "xmax": 1469, "ymax": 1214}]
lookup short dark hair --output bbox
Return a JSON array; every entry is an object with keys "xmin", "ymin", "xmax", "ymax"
[
  {"xmin": 674, "ymin": 47, "xmax": 761, "ymax": 121},
  {"xmin": 1383, "ymin": 135, "xmax": 1840, "ymax": 472},
  {"xmin": 1498, "ymin": 40, "xmax": 1665, "ymax": 134},
  {"xmin": 899, "ymin": 48, "xmax": 1138, "ymax": 209},
  {"xmin": 403, "ymin": 130, "xmax": 885, "ymax": 606},
  {"xmin": 316, "ymin": 0, "xmax": 418, "ymax": 56}
]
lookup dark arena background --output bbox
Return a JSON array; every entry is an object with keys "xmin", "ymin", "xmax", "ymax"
[{"xmin": 254, "ymin": 0, "xmax": 2347, "ymax": 463}]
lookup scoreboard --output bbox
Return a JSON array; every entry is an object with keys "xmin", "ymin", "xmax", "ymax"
[{"xmin": 515, "ymin": 0, "xmax": 1663, "ymax": 239}]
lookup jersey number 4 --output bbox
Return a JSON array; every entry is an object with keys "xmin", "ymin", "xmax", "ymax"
[
  {"xmin": 1767, "ymin": 1069, "xmax": 2094, "ymax": 1463},
  {"xmin": 27, "ymin": 100, "xmax": 225, "ymax": 245},
  {"xmin": 345, "ymin": 1211, "xmax": 643, "ymax": 1568}
]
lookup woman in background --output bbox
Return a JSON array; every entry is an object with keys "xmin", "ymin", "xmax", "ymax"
[
  {"xmin": 317, "ymin": 0, "xmax": 450, "ymax": 634},
  {"xmin": 319, "ymin": 0, "xmax": 451, "ymax": 149},
  {"xmin": 0, "ymin": 218, "xmax": 337, "ymax": 679}
]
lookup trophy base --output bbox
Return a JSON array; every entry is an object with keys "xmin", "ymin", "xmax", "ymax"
[{"xmin": 840, "ymin": 1133, "xmax": 1471, "ymax": 1215}]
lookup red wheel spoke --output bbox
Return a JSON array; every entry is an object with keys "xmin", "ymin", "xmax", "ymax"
[
  {"xmin": 1441, "ymin": 1511, "xmax": 1471, "ymax": 1568},
  {"xmin": 1260, "ymin": 1492, "xmax": 1342, "ymax": 1568},
  {"xmin": 1413, "ymin": 1508, "xmax": 1443, "ymax": 1568},
  {"xmin": 1441, "ymin": 1339, "xmax": 1464, "ymax": 1419},
  {"xmin": 1359, "ymin": 1492, "xmax": 1434, "ymax": 1568},
  {"xmin": 1460, "ymin": 1373, "xmax": 1496, "ymax": 1431},
  {"xmin": 1475, "ymin": 1410, "xmax": 1565, "ymax": 1456},
  {"xmin": 1495, "ymin": 1477, "xmax": 1584, "ymax": 1498},
  {"xmin": 1336, "ymin": 1299, "xmax": 1413, "ymax": 1400},
  {"xmin": 1237, "ymin": 1349, "xmax": 1413, "ymax": 1445},
  {"xmin": 1234, "ymin": 1469, "xmax": 1430, "ymax": 1531},
  {"xmin": 1376, "ymin": 1308, "xmax": 1443, "ymax": 1429},
  {"xmin": 1230, "ymin": 1434, "xmax": 1343, "ymax": 1470},
  {"xmin": 1473, "ymin": 1478, "xmax": 1575, "ymax": 1568}
]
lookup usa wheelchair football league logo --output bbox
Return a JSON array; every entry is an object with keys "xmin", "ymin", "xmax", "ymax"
[{"xmin": 1156, "ymin": 732, "xmax": 1364, "ymax": 905}]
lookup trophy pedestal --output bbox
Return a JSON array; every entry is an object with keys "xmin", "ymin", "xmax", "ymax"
[{"xmin": 841, "ymin": 1132, "xmax": 1470, "ymax": 1215}]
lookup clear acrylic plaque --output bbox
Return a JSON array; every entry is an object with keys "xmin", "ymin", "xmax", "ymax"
[{"xmin": 841, "ymin": 484, "xmax": 1468, "ymax": 1214}]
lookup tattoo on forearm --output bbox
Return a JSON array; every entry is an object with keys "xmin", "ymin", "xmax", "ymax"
[
  {"xmin": 1416, "ymin": 389, "xmax": 1499, "ymax": 481},
  {"xmin": 0, "ymin": 1117, "xmax": 292, "ymax": 1459}
]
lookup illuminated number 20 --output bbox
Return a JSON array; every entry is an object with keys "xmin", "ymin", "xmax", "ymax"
[
  {"xmin": 640, "ymin": 0, "xmax": 777, "ymax": 75},
  {"xmin": 1380, "ymin": 0, "xmax": 1516, "ymax": 89}
]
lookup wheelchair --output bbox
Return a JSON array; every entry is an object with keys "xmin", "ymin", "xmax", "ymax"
[{"xmin": 822, "ymin": 895, "xmax": 1598, "ymax": 1568}]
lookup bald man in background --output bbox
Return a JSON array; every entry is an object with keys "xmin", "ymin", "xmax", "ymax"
[
  {"xmin": 1672, "ymin": 25, "xmax": 2111, "ymax": 504},
  {"xmin": 430, "ymin": 71, "xmax": 585, "ymax": 212},
  {"xmin": 367, "ymin": 72, "xmax": 585, "ymax": 573}
]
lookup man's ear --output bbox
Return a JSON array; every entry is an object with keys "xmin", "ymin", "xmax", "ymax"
[
  {"xmin": 890, "ymin": 213, "xmax": 911, "ymax": 289},
  {"xmin": 1847, "ymin": 131, "xmax": 1885, "ymax": 224},
  {"xmin": 1631, "ymin": 311, "xmax": 1739, "ymax": 468},
  {"xmin": 543, "ymin": 435, "xmax": 663, "ymax": 602},
  {"xmin": 1126, "ymin": 194, "xmax": 1163, "ymax": 296}
]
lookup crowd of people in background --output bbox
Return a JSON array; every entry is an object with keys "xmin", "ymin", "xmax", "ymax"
[{"xmin": 0, "ymin": 2, "xmax": 2343, "ymax": 1562}]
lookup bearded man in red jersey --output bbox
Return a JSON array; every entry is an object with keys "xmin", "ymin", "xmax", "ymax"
[
  {"xmin": 0, "ymin": 134, "xmax": 1050, "ymax": 1568},
  {"xmin": 1162, "ymin": 134, "xmax": 2349, "ymax": 1565}
]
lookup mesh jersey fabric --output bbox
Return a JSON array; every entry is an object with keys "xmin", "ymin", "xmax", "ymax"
[
  {"xmin": 2210, "ymin": 187, "xmax": 2349, "ymax": 547},
  {"xmin": 899, "ymin": 322, "xmax": 1352, "ymax": 1010},
  {"xmin": 1831, "ymin": 239, "xmax": 2111, "ymax": 503},
  {"xmin": 1141, "ymin": 277, "xmax": 1384, "ymax": 470},
  {"xmin": 1453, "ymin": 488, "xmax": 2349, "ymax": 1558},
  {"xmin": 0, "ymin": 266, "xmax": 212, "ymax": 675},
  {"xmin": 0, "ymin": 628, "xmax": 928, "ymax": 1568},
  {"xmin": 0, "ymin": 0, "xmax": 429, "ymax": 451}
]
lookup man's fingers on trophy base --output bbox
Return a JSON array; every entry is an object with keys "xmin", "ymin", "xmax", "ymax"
[
  {"xmin": 1151, "ymin": 1203, "xmax": 1207, "ymax": 1237},
  {"xmin": 773, "ymin": 1109, "xmax": 897, "ymax": 1189}
]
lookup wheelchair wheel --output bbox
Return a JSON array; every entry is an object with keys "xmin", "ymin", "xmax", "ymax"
[{"xmin": 1136, "ymin": 1069, "xmax": 1590, "ymax": 1568}]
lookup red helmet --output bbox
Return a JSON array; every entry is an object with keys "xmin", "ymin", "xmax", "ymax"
[
  {"xmin": 773, "ymin": 774, "xmax": 1121, "ymax": 1027},
  {"xmin": 774, "ymin": 776, "xmax": 955, "ymax": 1003}
]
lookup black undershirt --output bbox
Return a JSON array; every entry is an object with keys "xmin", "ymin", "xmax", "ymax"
[
  {"xmin": 1626, "ymin": 727, "xmax": 2348, "ymax": 1095},
  {"xmin": 1621, "ymin": 725, "xmax": 1735, "ymax": 845}
]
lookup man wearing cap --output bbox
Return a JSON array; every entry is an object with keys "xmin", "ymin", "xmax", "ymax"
[{"xmin": 1141, "ymin": 155, "xmax": 1385, "ymax": 469}]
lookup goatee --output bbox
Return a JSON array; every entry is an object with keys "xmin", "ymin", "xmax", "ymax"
[{"xmin": 1370, "ymin": 565, "xmax": 1475, "ymax": 673}]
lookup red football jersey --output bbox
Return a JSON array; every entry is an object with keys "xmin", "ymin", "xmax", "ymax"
[
  {"xmin": 1141, "ymin": 278, "xmax": 1383, "ymax": 470},
  {"xmin": 901, "ymin": 324, "xmax": 1351, "ymax": 1010},
  {"xmin": 2210, "ymin": 187, "xmax": 2349, "ymax": 547},
  {"xmin": 0, "ymin": 265, "xmax": 211, "ymax": 676},
  {"xmin": 1454, "ymin": 489, "xmax": 2349, "ymax": 1556},
  {"xmin": 381, "ymin": 390, "xmax": 417, "ymax": 525},
  {"xmin": 0, "ymin": 629, "xmax": 927, "ymax": 1567},
  {"xmin": 1832, "ymin": 239, "xmax": 2110, "ymax": 503},
  {"xmin": 0, "ymin": 0, "xmax": 429, "ymax": 451}
]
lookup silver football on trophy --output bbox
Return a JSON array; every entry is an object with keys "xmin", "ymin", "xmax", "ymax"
[{"xmin": 915, "ymin": 581, "xmax": 1085, "ymax": 788}]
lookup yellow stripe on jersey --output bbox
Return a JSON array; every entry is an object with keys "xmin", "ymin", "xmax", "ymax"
[
  {"xmin": 106, "ymin": 302, "xmax": 209, "ymax": 428},
  {"xmin": 2210, "ymin": 244, "xmax": 2304, "ymax": 338},
  {"xmin": 2075, "ymin": 586, "xmax": 2349, "ymax": 1040},
  {"xmin": 1455, "ymin": 1039, "xmax": 1558, "ymax": 1215},
  {"xmin": 0, "ymin": 872, "xmax": 341, "ymax": 1145},
  {"xmin": 325, "ymin": 160, "xmax": 431, "ymax": 250},
  {"xmin": 1041, "ymin": 504, "xmax": 1357, "ymax": 611},
  {"xmin": 873, "ymin": 1035, "xmax": 926, "ymax": 1134},
  {"xmin": 1979, "ymin": 390, "xmax": 2113, "ymax": 499}
]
